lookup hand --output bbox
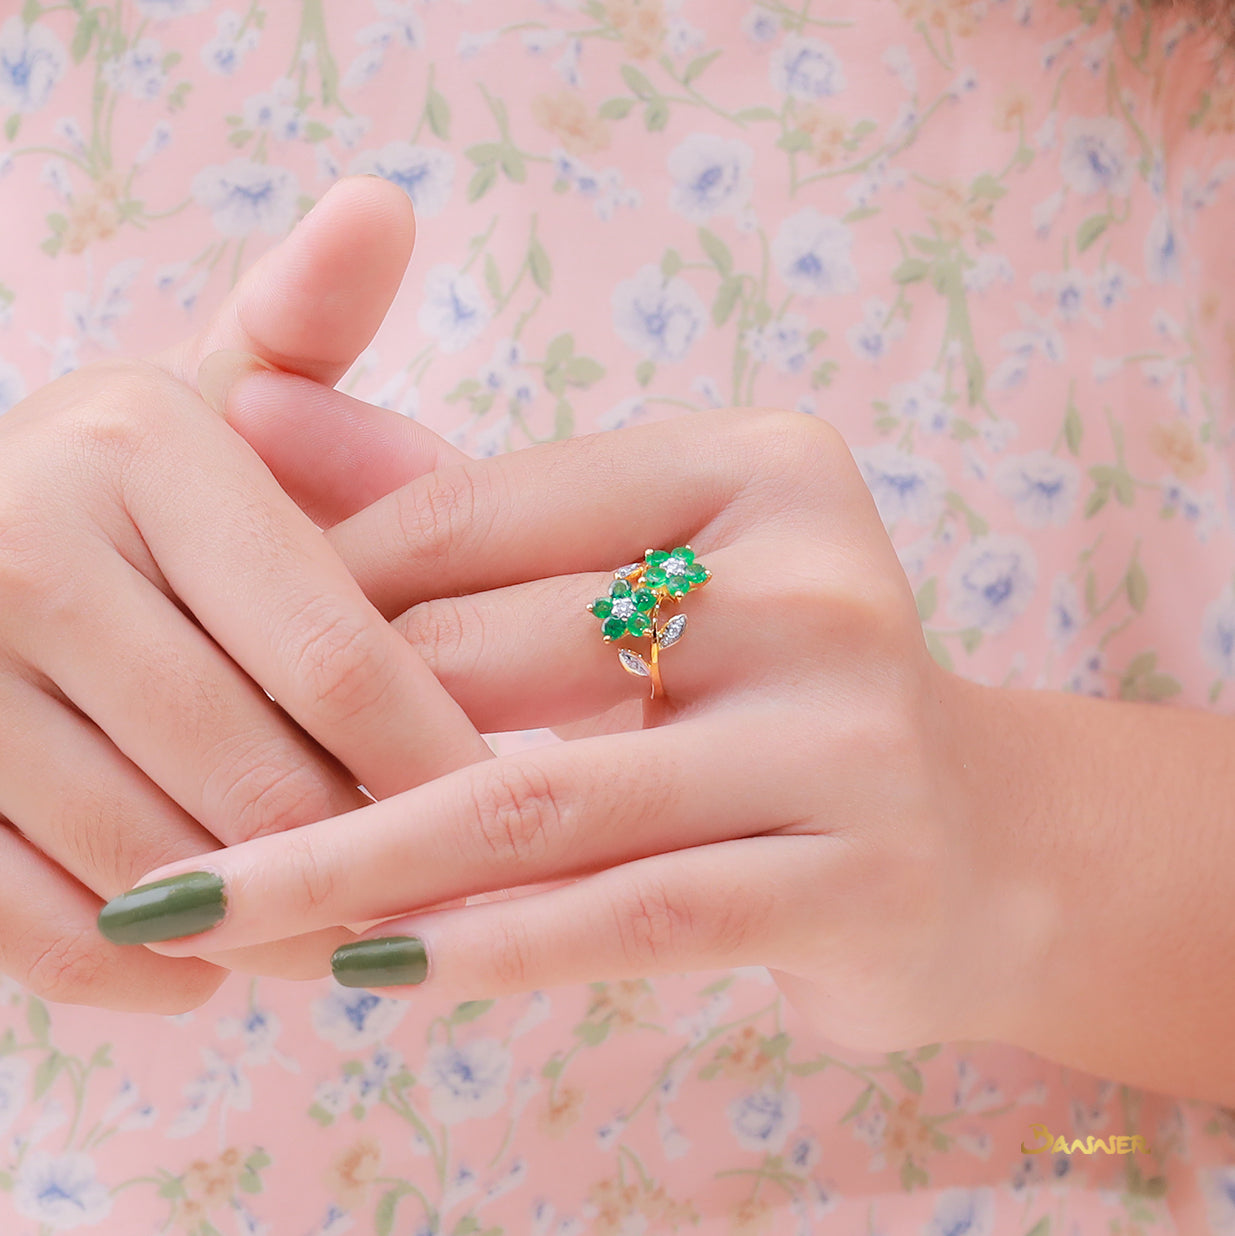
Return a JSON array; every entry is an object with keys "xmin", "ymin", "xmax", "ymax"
[
  {"xmin": 0, "ymin": 177, "xmax": 492, "ymax": 1014},
  {"xmin": 113, "ymin": 407, "xmax": 1034, "ymax": 1052}
]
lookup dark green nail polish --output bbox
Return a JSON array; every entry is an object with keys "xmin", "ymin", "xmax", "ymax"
[
  {"xmin": 97, "ymin": 872, "xmax": 227, "ymax": 945},
  {"xmin": 332, "ymin": 936, "xmax": 427, "ymax": 988}
]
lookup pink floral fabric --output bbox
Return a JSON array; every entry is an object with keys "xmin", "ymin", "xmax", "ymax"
[{"xmin": 1, "ymin": 1, "xmax": 1235, "ymax": 1233}]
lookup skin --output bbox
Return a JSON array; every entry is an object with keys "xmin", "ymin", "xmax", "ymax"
[{"xmin": 0, "ymin": 178, "xmax": 495, "ymax": 1012}]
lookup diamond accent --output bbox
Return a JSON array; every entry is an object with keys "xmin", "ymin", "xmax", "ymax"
[
  {"xmin": 610, "ymin": 597, "xmax": 636, "ymax": 621},
  {"xmin": 663, "ymin": 558, "xmax": 688, "ymax": 576},
  {"xmin": 618, "ymin": 649, "xmax": 650, "ymax": 677},
  {"xmin": 657, "ymin": 613, "xmax": 687, "ymax": 649},
  {"xmin": 614, "ymin": 563, "xmax": 643, "ymax": 580}
]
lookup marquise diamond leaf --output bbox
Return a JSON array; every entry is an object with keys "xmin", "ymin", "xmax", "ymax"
[
  {"xmin": 657, "ymin": 613, "xmax": 687, "ymax": 649},
  {"xmin": 618, "ymin": 649, "xmax": 651, "ymax": 677}
]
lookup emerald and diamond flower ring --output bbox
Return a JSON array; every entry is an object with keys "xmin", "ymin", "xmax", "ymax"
[{"xmin": 587, "ymin": 545, "xmax": 711, "ymax": 699}]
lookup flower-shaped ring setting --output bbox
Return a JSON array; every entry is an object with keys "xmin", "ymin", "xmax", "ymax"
[{"xmin": 586, "ymin": 545, "xmax": 712, "ymax": 699}]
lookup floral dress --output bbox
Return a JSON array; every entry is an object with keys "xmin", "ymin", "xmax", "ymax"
[{"xmin": 1, "ymin": 1, "xmax": 1235, "ymax": 1233}]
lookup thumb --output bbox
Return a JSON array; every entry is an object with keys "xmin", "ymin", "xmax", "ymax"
[
  {"xmin": 198, "ymin": 360, "xmax": 469, "ymax": 528},
  {"xmin": 149, "ymin": 175, "xmax": 416, "ymax": 390}
]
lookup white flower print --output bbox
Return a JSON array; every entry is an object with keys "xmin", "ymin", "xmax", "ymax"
[
  {"xmin": 1145, "ymin": 209, "xmax": 1182, "ymax": 284},
  {"xmin": 888, "ymin": 371, "xmax": 950, "ymax": 435},
  {"xmin": 667, "ymin": 134, "xmax": 753, "ymax": 223},
  {"xmin": 992, "ymin": 450, "xmax": 1080, "ymax": 528},
  {"xmin": 611, "ymin": 264, "xmax": 706, "ymax": 364},
  {"xmin": 424, "ymin": 1037, "xmax": 511, "ymax": 1124},
  {"xmin": 0, "ymin": 1055, "xmax": 28, "ymax": 1131},
  {"xmin": 741, "ymin": 9, "xmax": 779, "ymax": 44},
  {"xmin": 14, "ymin": 1151, "xmax": 113, "ymax": 1230},
  {"xmin": 200, "ymin": 10, "xmax": 261, "ymax": 76},
  {"xmin": 418, "ymin": 264, "xmax": 491, "ymax": 353},
  {"xmin": 0, "ymin": 356, "xmax": 26, "ymax": 415},
  {"xmin": 772, "ymin": 208, "xmax": 857, "ymax": 297},
  {"xmin": 311, "ymin": 989, "xmax": 408, "ymax": 1050},
  {"xmin": 852, "ymin": 443, "xmax": 947, "ymax": 528},
  {"xmin": 727, "ymin": 1084, "xmax": 800, "ymax": 1153},
  {"xmin": 1059, "ymin": 116, "xmax": 1133, "ymax": 197},
  {"xmin": 946, "ymin": 536, "xmax": 1038, "ymax": 635},
  {"xmin": 135, "ymin": 0, "xmax": 209, "ymax": 16},
  {"xmin": 350, "ymin": 141, "xmax": 455, "ymax": 217},
  {"xmin": 242, "ymin": 78, "xmax": 302, "ymax": 139},
  {"xmin": 192, "ymin": 159, "xmax": 300, "ymax": 237},
  {"xmin": 1201, "ymin": 591, "xmax": 1235, "ymax": 678},
  {"xmin": 925, "ymin": 1187, "xmax": 995, "ymax": 1236},
  {"xmin": 847, "ymin": 296, "xmax": 904, "ymax": 362},
  {"xmin": 1046, "ymin": 574, "xmax": 1082, "ymax": 653},
  {"xmin": 770, "ymin": 36, "xmax": 845, "ymax": 100},
  {"xmin": 102, "ymin": 36, "xmax": 166, "ymax": 101},
  {"xmin": 1201, "ymin": 1166, "xmax": 1235, "ymax": 1233},
  {"xmin": 0, "ymin": 17, "xmax": 66, "ymax": 113}
]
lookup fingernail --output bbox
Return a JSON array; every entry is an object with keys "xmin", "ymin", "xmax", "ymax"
[
  {"xmin": 331, "ymin": 936, "xmax": 428, "ymax": 988},
  {"xmin": 196, "ymin": 349, "xmax": 278, "ymax": 416},
  {"xmin": 97, "ymin": 872, "xmax": 227, "ymax": 945}
]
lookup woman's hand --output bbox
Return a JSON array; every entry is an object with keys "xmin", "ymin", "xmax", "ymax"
[
  {"xmin": 0, "ymin": 177, "xmax": 493, "ymax": 1014},
  {"xmin": 111, "ymin": 407, "xmax": 1038, "ymax": 1052}
]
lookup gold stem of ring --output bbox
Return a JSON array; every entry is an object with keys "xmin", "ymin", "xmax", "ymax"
[{"xmin": 648, "ymin": 610, "xmax": 664, "ymax": 700}]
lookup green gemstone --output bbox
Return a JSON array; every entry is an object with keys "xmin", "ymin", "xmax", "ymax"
[
  {"xmin": 611, "ymin": 580, "xmax": 631, "ymax": 598},
  {"xmin": 591, "ymin": 598, "xmax": 613, "ymax": 618},
  {"xmin": 673, "ymin": 546, "xmax": 695, "ymax": 564},
  {"xmin": 634, "ymin": 588, "xmax": 657, "ymax": 611},
  {"xmin": 667, "ymin": 576, "xmax": 691, "ymax": 597},
  {"xmin": 686, "ymin": 564, "xmax": 708, "ymax": 584},
  {"xmin": 643, "ymin": 566, "xmax": 667, "ymax": 588},
  {"xmin": 628, "ymin": 612, "xmax": 650, "ymax": 636},
  {"xmin": 602, "ymin": 616, "xmax": 626, "ymax": 641},
  {"xmin": 645, "ymin": 550, "xmax": 669, "ymax": 567}
]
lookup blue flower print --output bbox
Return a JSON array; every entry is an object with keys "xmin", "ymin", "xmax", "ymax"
[
  {"xmin": 853, "ymin": 443, "xmax": 948, "ymax": 528},
  {"xmin": 770, "ymin": 36, "xmax": 845, "ymax": 100},
  {"xmin": 667, "ymin": 133, "xmax": 753, "ymax": 223},
  {"xmin": 727, "ymin": 1084, "xmax": 800, "ymax": 1153},
  {"xmin": 772, "ymin": 208, "xmax": 857, "ymax": 298},
  {"xmin": 1046, "ymin": 575, "xmax": 1082, "ymax": 653},
  {"xmin": 351, "ymin": 140, "xmax": 455, "ymax": 217},
  {"xmin": 14, "ymin": 1151, "xmax": 113, "ymax": 1229},
  {"xmin": 992, "ymin": 450, "xmax": 1081, "ymax": 529},
  {"xmin": 191, "ymin": 159, "xmax": 301, "ymax": 237},
  {"xmin": 611, "ymin": 264, "xmax": 706, "ymax": 364},
  {"xmin": 1201, "ymin": 590, "xmax": 1235, "ymax": 678},
  {"xmin": 0, "ymin": 16, "xmax": 65, "ymax": 114},
  {"xmin": 946, "ymin": 535, "xmax": 1038, "ymax": 636},
  {"xmin": 1145, "ymin": 209, "xmax": 1182, "ymax": 284},
  {"xmin": 0, "ymin": 357, "xmax": 26, "ymax": 416},
  {"xmin": 1059, "ymin": 116, "xmax": 1132, "ymax": 197},
  {"xmin": 925, "ymin": 1187, "xmax": 995, "ymax": 1236},
  {"xmin": 418, "ymin": 264, "xmax": 491, "ymax": 354},
  {"xmin": 311, "ymin": 988, "xmax": 408, "ymax": 1050},
  {"xmin": 424, "ymin": 1037, "xmax": 512, "ymax": 1124}
]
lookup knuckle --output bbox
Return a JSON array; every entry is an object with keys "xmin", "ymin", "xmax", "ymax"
[
  {"xmin": 20, "ymin": 926, "xmax": 109, "ymax": 1004},
  {"xmin": 209, "ymin": 739, "xmax": 338, "ymax": 839},
  {"xmin": 277, "ymin": 827, "xmax": 339, "ymax": 917},
  {"xmin": 396, "ymin": 468, "xmax": 481, "ymax": 565},
  {"xmin": 612, "ymin": 876, "xmax": 693, "ymax": 968},
  {"xmin": 488, "ymin": 915, "xmax": 535, "ymax": 990},
  {"xmin": 395, "ymin": 594, "xmax": 480, "ymax": 680},
  {"xmin": 469, "ymin": 762, "xmax": 562, "ymax": 868},
  {"xmin": 287, "ymin": 607, "xmax": 396, "ymax": 726}
]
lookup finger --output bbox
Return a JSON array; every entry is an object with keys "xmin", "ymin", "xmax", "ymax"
[
  {"xmin": 80, "ymin": 363, "xmax": 492, "ymax": 799},
  {"xmin": 326, "ymin": 406, "xmax": 830, "ymax": 619},
  {"xmin": 317, "ymin": 835, "xmax": 821, "ymax": 999},
  {"xmin": 3, "ymin": 552, "xmax": 369, "ymax": 846},
  {"xmin": 393, "ymin": 543, "xmax": 776, "ymax": 731},
  {"xmin": 0, "ymin": 823, "xmax": 224, "ymax": 1014},
  {"xmin": 0, "ymin": 664, "xmax": 366, "ymax": 981},
  {"xmin": 151, "ymin": 176, "xmax": 417, "ymax": 390},
  {"xmin": 99, "ymin": 713, "xmax": 799, "ymax": 954},
  {"xmin": 197, "ymin": 360, "xmax": 469, "ymax": 528}
]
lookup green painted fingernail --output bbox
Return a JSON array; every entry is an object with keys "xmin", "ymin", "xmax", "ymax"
[
  {"xmin": 331, "ymin": 936, "xmax": 428, "ymax": 988},
  {"xmin": 97, "ymin": 872, "xmax": 227, "ymax": 945}
]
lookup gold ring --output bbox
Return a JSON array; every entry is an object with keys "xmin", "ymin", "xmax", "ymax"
[{"xmin": 586, "ymin": 545, "xmax": 712, "ymax": 700}]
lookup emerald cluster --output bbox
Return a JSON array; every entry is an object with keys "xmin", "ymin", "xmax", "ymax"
[{"xmin": 588, "ymin": 546, "xmax": 710, "ymax": 643}]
